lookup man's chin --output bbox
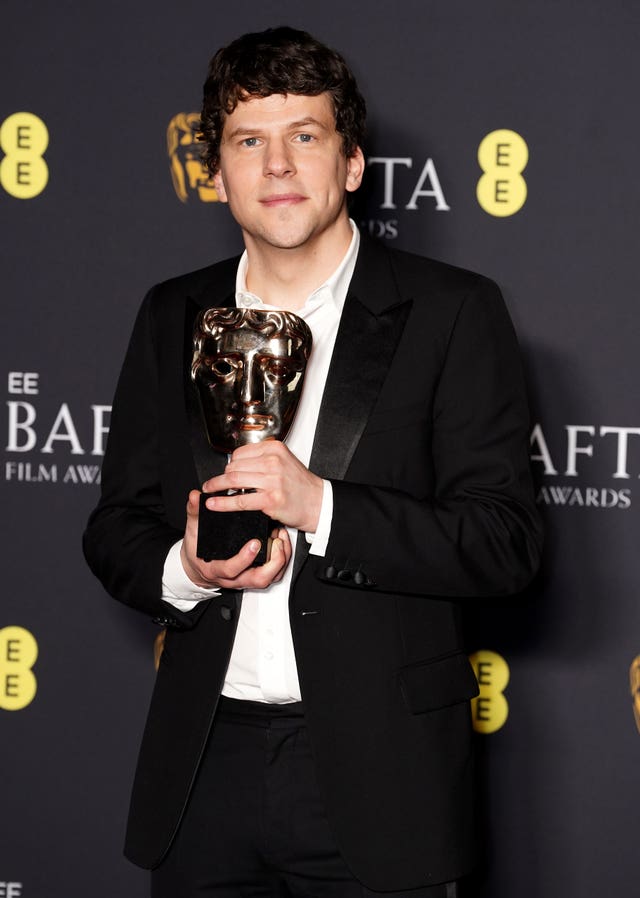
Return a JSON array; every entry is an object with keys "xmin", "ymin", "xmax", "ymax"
[{"xmin": 245, "ymin": 222, "xmax": 321, "ymax": 252}]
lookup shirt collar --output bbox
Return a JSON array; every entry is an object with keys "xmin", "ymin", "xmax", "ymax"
[{"xmin": 235, "ymin": 220, "xmax": 360, "ymax": 315}]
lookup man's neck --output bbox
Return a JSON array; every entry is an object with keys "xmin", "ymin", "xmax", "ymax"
[{"xmin": 243, "ymin": 221, "xmax": 354, "ymax": 311}]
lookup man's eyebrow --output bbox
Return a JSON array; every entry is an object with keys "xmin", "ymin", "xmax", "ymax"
[
  {"xmin": 225, "ymin": 117, "xmax": 330, "ymax": 140},
  {"xmin": 286, "ymin": 117, "xmax": 330, "ymax": 131}
]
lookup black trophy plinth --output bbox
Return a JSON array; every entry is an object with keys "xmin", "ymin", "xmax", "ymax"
[{"xmin": 197, "ymin": 492, "xmax": 277, "ymax": 566}]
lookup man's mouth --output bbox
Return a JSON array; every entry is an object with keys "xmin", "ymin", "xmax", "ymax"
[{"xmin": 259, "ymin": 193, "xmax": 306, "ymax": 207}]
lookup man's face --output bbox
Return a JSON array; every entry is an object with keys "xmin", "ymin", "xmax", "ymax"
[
  {"xmin": 212, "ymin": 92, "xmax": 364, "ymax": 254},
  {"xmin": 195, "ymin": 324, "xmax": 308, "ymax": 452}
]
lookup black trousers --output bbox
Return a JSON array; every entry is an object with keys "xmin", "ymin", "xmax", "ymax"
[{"xmin": 151, "ymin": 698, "xmax": 458, "ymax": 898}]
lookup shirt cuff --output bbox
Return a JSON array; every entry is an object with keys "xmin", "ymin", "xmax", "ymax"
[
  {"xmin": 306, "ymin": 479, "xmax": 333, "ymax": 557},
  {"xmin": 162, "ymin": 540, "xmax": 220, "ymax": 611}
]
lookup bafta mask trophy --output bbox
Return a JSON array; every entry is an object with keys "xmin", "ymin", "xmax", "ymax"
[{"xmin": 191, "ymin": 307, "xmax": 312, "ymax": 565}]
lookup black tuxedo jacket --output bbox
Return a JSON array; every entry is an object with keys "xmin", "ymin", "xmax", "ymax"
[{"xmin": 84, "ymin": 235, "xmax": 541, "ymax": 891}]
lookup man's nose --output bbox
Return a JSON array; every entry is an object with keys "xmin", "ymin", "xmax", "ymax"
[
  {"xmin": 263, "ymin": 138, "xmax": 295, "ymax": 178},
  {"xmin": 238, "ymin": 355, "xmax": 264, "ymax": 405}
]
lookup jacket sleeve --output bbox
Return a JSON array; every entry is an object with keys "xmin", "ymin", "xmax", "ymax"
[
  {"xmin": 83, "ymin": 288, "xmax": 201, "ymax": 628},
  {"xmin": 321, "ymin": 280, "xmax": 542, "ymax": 598}
]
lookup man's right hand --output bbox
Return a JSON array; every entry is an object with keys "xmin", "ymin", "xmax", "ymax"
[{"xmin": 180, "ymin": 489, "xmax": 292, "ymax": 590}]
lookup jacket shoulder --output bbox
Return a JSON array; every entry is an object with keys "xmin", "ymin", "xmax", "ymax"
[
  {"xmin": 382, "ymin": 242, "xmax": 501, "ymax": 297},
  {"xmin": 143, "ymin": 255, "xmax": 240, "ymax": 312},
  {"xmin": 354, "ymin": 235, "xmax": 502, "ymax": 313}
]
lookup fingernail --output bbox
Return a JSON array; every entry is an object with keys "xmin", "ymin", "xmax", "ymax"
[{"xmin": 249, "ymin": 540, "xmax": 260, "ymax": 553}]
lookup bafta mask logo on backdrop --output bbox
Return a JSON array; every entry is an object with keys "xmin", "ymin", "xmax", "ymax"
[
  {"xmin": 469, "ymin": 650, "xmax": 510, "ymax": 734},
  {"xmin": 630, "ymin": 656, "xmax": 640, "ymax": 734},
  {"xmin": 0, "ymin": 626, "xmax": 38, "ymax": 711},
  {"xmin": 0, "ymin": 112, "xmax": 49, "ymax": 199},
  {"xmin": 167, "ymin": 112, "xmax": 218, "ymax": 203},
  {"xmin": 477, "ymin": 129, "xmax": 528, "ymax": 217}
]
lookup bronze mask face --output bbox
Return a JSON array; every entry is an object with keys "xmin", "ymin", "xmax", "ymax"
[{"xmin": 191, "ymin": 307, "xmax": 313, "ymax": 454}]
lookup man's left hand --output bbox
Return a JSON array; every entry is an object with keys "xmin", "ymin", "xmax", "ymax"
[{"xmin": 202, "ymin": 441, "xmax": 324, "ymax": 534}]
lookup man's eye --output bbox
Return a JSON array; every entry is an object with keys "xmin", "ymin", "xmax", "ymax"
[
  {"xmin": 297, "ymin": 133, "xmax": 314, "ymax": 143},
  {"xmin": 242, "ymin": 137, "xmax": 259, "ymax": 147}
]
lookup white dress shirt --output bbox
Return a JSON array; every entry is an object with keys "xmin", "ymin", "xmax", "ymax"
[{"xmin": 162, "ymin": 222, "xmax": 360, "ymax": 702}]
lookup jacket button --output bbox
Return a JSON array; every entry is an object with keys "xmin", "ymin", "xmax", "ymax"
[
  {"xmin": 220, "ymin": 606, "xmax": 233, "ymax": 621},
  {"xmin": 337, "ymin": 569, "xmax": 351, "ymax": 581}
]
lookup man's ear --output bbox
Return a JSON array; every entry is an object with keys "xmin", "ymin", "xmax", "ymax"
[
  {"xmin": 345, "ymin": 146, "xmax": 365, "ymax": 193},
  {"xmin": 213, "ymin": 170, "xmax": 228, "ymax": 203}
]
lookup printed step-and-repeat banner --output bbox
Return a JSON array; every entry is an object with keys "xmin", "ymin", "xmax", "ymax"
[{"xmin": 2, "ymin": 2, "xmax": 638, "ymax": 896}]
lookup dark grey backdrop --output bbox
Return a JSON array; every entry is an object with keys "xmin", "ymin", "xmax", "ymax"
[{"xmin": 2, "ymin": 2, "xmax": 639, "ymax": 896}]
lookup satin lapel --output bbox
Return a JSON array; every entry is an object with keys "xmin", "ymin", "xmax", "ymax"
[
  {"xmin": 291, "ymin": 265, "xmax": 412, "ymax": 579},
  {"xmin": 309, "ymin": 294, "xmax": 412, "ymax": 480},
  {"xmin": 308, "ymin": 234, "xmax": 413, "ymax": 481},
  {"xmin": 183, "ymin": 289, "xmax": 235, "ymax": 484}
]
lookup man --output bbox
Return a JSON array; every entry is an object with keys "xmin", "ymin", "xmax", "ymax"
[{"xmin": 84, "ymin": 26, "xmax": 542, "ymax": 898}]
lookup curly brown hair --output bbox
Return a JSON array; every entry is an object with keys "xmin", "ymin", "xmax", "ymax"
[{"xmin": 199, "ymin": 26, "xmax": 366, "ymax": 175}]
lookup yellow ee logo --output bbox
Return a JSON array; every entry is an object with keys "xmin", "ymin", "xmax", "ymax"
[
  {"xmin": 0, "ymin": 112, "xmax": 49, "ymax": 199},
  {"xmin": 469, "ymin": 649, "xmax": 509, "ymax": 734},
  {"xmin": 476, "ymin": 129, "xmax": 528, "ymax": 217},
  {"xmin": 0, "ymin": 626, "xmax": 38, "ymax": 710}
]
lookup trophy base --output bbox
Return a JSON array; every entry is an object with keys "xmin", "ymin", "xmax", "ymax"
[{"xmin": 197, "ymin": 492, "xmax": 277, "ymax": 566}]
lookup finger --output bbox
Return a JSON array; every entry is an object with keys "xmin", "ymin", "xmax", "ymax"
[
  {"xmin": 270, "ymin": 538, "xmax": 290, "ymax": 583},
  {"xmin": 252, "ymin": 537, "xmax": 290, "ymax": 585},
  {"xmin": 204, "ymin": 487, "xmax": 272, "ymax": 513},
  {"xmin": 202, "ymin": 469, "xmax": 270, "ymax": 495},
  {"xmin": 201, "ymin": 474, "xmax": 227, "ymax": 494},
  {"xmin": 186, "ymin": 489, "xmax": 202, "ymax": 514},
  {"xmin": 215, "ymin": 540, "xmax": 288, "ymax": 590},
  {"xmin": 267, "ymin": 527, "xmax": 293, "ymax": 583},
  {"xmin": 201, "ymin": 538, "xmax": 262, "ymax": 582},
  {"xmin": 278, "ymin": 527, "xmax": 292, "ymax": 565},
  {"xmin": 226, "ymin": 447, "xmax": 284, "ymax": 475},
  {"xmin": 231, "ymin": 440, "xmax": 282, "ymax": 462}
]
